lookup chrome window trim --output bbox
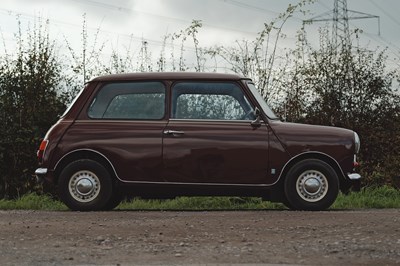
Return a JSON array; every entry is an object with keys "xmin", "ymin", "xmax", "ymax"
[{"xmin": 168, "ymin": 118, "xmax": 256, "ymax": 123}]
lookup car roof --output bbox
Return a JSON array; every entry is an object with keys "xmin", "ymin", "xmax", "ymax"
[{"xmin": 89, "ymin": 72, "xmax": 250, "ymax": 82}]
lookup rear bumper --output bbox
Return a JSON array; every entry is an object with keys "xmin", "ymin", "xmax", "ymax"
[{"xmin": 35, "ymin": 168, "xmax": 48, "ymax": 183}]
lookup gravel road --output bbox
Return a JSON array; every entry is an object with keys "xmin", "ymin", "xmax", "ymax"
[{"xmin": 0, "ymin": 209, "xmax": 399, "ymax": 265}]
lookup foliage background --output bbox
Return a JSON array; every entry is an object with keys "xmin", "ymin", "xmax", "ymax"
[{"xmin": 0, "ymin": 1, "xmax": 399, "ymax": 199}]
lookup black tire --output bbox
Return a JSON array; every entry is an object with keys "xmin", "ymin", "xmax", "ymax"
[
  {"xmin": 58, "ymin": 159, "xmax": 113, "ymax": 211},
  {"xmin": 284, "ymin": 159, "xmax": 339, "ymax": 211},
  {"xmin": 101, "ymin": 189, "xmax": 124, "ymax": 211}
]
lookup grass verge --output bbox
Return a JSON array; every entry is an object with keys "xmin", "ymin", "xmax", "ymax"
[
  {"xmin": 333, "ymin": 185, "xmax": 400, "ymax": 209},
  {"xmin": 0, "ymin": 193, "xmax": 67, "ymax": 211},
  {"xmin": 0, "ymin": 186, "xmax": 398, "ymax": 211}
]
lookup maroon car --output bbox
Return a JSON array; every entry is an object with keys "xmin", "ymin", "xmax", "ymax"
[{"xmin": 35, "ymin": 72, "xmax": 361, "ymax": 211}]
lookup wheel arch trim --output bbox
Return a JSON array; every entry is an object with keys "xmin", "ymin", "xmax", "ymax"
[
  {"xmin": 54, "ymin": 149, "xmax": 122, "ymax": 182},
  {"xmin": 277, "ymin": 151, "xmax": 347, "ymax": 184}
]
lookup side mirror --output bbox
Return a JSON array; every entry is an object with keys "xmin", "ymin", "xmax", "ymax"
[{"xmin": 251, "ymin": 107, "xmax": 262, "ymax": 128}]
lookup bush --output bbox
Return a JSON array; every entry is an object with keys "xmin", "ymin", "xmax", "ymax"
[{"xmin": 0, "ymin": 19, "xmax": 67, "ymax": 198}]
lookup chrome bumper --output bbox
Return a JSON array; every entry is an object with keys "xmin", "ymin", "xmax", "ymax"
[
  {"xmin": 346, "ymin": 173, "xmax": 362, "ymax": 192},
  {"xmin": 35, "ymin": 168, "xmax": 48, "ymax": 183},
  {"xmin": 35, "ymin": 168, "xmax": 48, "ymax": 176},
  {"xmin": 348, "ymin": 173, "xmax": 362, "ymax": 180}
]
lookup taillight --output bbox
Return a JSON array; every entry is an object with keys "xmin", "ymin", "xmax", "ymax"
[
  {"xmin": 353, "ymin": 155, "xmax": 360, "ymax": 168},
  {"xmin": 37, "ymin": 140, "xmax": 49, "ymax": 162}
]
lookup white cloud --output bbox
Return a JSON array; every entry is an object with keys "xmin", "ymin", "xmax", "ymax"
[{"xmin": 0, "ymin": 0, "xmax": 398, "ymax": 71}]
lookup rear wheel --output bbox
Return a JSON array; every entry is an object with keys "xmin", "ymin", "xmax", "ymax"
[
  {"xmin": 102, "ymin": 189, "xmax": 124, "ymax": 210},
  {"xmin": 58, "ymin": 159, "xmax": 113, "ymax": 211},
  {"xmin": 284, "ymin": 159, "xmax": 339, "ymax": 211}
]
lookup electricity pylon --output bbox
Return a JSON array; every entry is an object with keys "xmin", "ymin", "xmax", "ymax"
[
  {"xmin": 302, "ymin": 0, "xmax": 380, "ymax": 125},
  {"xmin": 303, "ymin": 0, "xmax": 380, "ymax": 52}
]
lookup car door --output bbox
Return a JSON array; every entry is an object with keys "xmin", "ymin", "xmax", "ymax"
[{"xmin": 162, "ymin": 81, "xmax": 270, "ymax": 184}]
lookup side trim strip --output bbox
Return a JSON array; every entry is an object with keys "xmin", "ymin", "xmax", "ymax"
[{"xmin": 54, "ymin": 149, "xmax": 347, "ymax": 187}]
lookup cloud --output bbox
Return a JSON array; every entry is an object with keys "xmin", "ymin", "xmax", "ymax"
[{"xmin": 0, "ymin": 0, "xmax": 399, "ymax": 71}]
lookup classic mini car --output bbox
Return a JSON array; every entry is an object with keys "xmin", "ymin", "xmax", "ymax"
[{"xmin": 35, "ymin": 72, "xmax": 361, "ymax": 211}]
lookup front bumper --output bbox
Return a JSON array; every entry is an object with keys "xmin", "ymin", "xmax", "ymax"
[
  {"xmin": 346, "ymin": 173, "xmax": 362, "ymax": 192},
  {"xmin": 348, "ymin": 173, "xmax": 362, "ymax": 180}
]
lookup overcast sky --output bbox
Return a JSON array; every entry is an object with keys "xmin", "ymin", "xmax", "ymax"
[{"xmin": 1, "ymin": 0, "xmax": 399, "ymax": 70}]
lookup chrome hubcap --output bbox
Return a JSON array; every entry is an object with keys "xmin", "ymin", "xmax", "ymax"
[
  {"xmin": 76, "ymin": 179, "xmax": 94, "ymax": 195},
  {"xmin": 296, "ymin": 170, "xmax": 328, "ymax": 202},
  {"xmin": 69, "ymin": 171, "xmax": 100, "ymax": 203}
]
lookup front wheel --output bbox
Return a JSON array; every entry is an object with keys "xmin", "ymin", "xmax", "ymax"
[
  {"xmin": 284, "ymin": 159, "xmax": 339, "ymax": 211},
  {"xmin": 58, "ymin": 159, "xmax": 113, "ymax": 211}
]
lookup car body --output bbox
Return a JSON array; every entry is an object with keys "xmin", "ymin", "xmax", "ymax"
[{"xmin": 35, "ymin": 72, "xmax": 361, "ymax": 211}]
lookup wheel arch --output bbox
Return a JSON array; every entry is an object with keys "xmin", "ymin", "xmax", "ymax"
[
  {"xmin": 54, "ymin": 149, "xmax": 119, "ymax": 185},
  {"xmin": 279, "ymin": 152, "xmax": 347, "ymax": 187}
]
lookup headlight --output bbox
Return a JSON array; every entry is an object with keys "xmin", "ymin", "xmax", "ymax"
[{"xmin": 354, "ymin": 132, "xmax": 360, "ymax": 154}]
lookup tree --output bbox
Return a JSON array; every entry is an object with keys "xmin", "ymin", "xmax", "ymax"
[
  {"xmin": 206, "ymin": 0, "xmax": 315, "ymax": 101},
  {"xmin": 275, "ymin": 27, "xmax": 400, "ymax": 186}
]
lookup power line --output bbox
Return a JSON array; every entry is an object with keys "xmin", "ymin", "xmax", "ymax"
[
  {"xmin": 362, "ymin": 32, "xmax": 400, "ymax": 64},
  {"xmin": 1, "ymin": 0, "xmax": 304, "ymax": 51},
  {"xmin": 304, "ymin": 0, "xmax": 384, "ymax": 56},
  {"xmin": 304, "ymin": 0, "xmax": 380, "ymax": 44},
  {"xmin": 0, "ymin": 0, "xmax": 273, "ymax": 56},
  {"xmin": 218, "ymin": 0, "xmax": 304, "ymax": 22},
  {"xmin": 219, "ymin": 0, "xmax": 280, "ymax": 16},
  {"xmin": 317, "ymin": 0, "xmax": 331, "ymax": 10},
  {"xmin": 318, "ymin": 2, "xmax": 397, "ymax": 39},
  {"xmin": 0, "ymin": 8, "xmax": 198, "ymax": 52},
  {"xmin": 0, "ymin": 4, "xmax": 296, "ymax": 60},
  {"xmin": 71, "ymin": 0, "xmax": 260, "ymax": 37},
  {"xmin": 368, "ymin": 0, "xmax": 400, "ymax": 28},
  {"xmin": 315, "ymin": 0, "xmax": 400, "ymax": 59}
]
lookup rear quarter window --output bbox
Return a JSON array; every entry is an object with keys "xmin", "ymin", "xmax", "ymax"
[{"xmin": 88, "ymin": 82, "xmax": 165, "ymax": 120}]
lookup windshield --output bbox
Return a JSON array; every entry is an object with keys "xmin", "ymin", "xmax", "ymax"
[{"xmin": 247, "ymin": 82, "xmax": 279, "ymax": 120}]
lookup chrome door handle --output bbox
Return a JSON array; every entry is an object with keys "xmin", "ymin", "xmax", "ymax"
[{"xmin": 163, "ymin": 130, "xmax": 185, "ymax": 136}]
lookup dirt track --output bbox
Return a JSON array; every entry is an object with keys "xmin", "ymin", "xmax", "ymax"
[{"xmin": 0, "ymin": 209, "xmax": 399, "ymax": 265}]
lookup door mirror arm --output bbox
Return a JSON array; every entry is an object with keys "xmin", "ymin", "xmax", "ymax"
[{"xmin": 251, "ymin": 107, "xmax": 262, "ymax": 128}]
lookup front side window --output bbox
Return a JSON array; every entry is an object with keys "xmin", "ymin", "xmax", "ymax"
[
  {"xmin": 88, "ymin": 82, "xmax": 165, "ymax": 120},
  {"xmin": 172, "ymin": 82, "xmax": 255, "ymax": 120}
]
